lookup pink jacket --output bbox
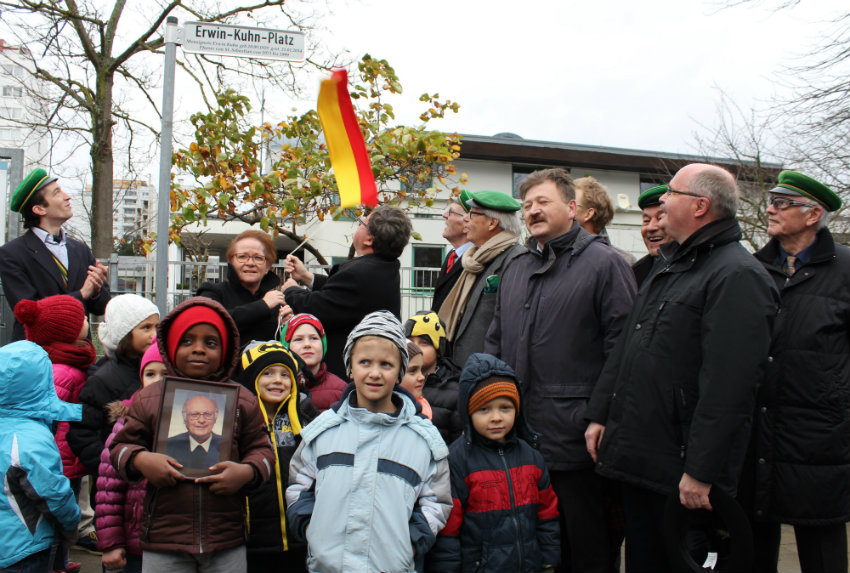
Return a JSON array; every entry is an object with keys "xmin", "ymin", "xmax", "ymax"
[
  {"xmin": 53, "ymin": 363, "xmax": 88, "ymax": 479},
  {"xmin": 95, "ymin": 400, "xmax": 146, "ymax": 556}
]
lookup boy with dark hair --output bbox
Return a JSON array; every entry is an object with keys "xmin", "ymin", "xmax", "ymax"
[
  {"xmin": 405, "ymin": 311, "xmax": 463, "ymax": 444},
  {"xmin": 286, "ymin": 311, "xmax": 451, "ymax": 573},
  {"xmin": 0, "ymin": 167, "xmax": 109, "ymax": 341},
  {"xmin": 110, "ymin": 297, "xmax": 274, "ymax": 573},
  {"xmin": 431, "ymin": 353, "xmax": 560, "ymax": 573}
]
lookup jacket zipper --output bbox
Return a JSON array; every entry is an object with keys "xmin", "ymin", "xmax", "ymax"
[
  {"xmin": 198, "ymin": 482, "xmax": 204, "ymax": 553},
  {"xmin": 499, "ymin": 447, "xmax": 523, "ymax": 566}
]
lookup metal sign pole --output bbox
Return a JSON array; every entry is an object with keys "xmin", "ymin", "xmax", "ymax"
[{"xmin": 155, "ymin": 16, "xmax": 178, "ymax": 315}]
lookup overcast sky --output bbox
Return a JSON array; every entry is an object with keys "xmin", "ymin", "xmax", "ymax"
[{"xmin": 299, "ymin": 0, "xmax": 845, "ymax": 156}]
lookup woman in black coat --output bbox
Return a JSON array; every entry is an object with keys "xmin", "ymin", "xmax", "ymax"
[{"xmin": 197, "ymin": 230, "xmax": 289, "ymax": 348}]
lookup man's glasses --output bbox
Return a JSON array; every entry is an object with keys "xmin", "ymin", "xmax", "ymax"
[
  {"xmin": 664, "ymin": 188, "xmax": 704, "ymax": 199},
  {"xmin": 234, "ymin": 253, "xmax": 266, "ymax": 264},
  {"xmin": 187, "ymin": 412, "xmax": 215, "ymax": 421},
  {"xmin": 446, "ymin": 209, "xmax": 465, "ymax": 218},
  {"xmin": 768, "ymin": 195, "xmax": 816, "ymax": 211},
  {"xmin": 468, "ymin": 210, "xmax": 488, "ymax": 218}
]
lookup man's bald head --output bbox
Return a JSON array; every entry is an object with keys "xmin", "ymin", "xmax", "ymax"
[
  {"xmin": 182, "ymin": 394, "xmax": 219, "ymax": 442},
  {"xmin": 672, "ymin": 163, "xmax": 739, "ymax": 219}
]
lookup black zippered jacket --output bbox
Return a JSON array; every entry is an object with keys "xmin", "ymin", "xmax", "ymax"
[{"xmin": 586, "ymin": 218, "xmax": 778, "ymax": 495}]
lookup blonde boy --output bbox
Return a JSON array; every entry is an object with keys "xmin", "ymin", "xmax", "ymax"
[{"xmin": 286, "ymin": 311, "xmax": 451, "ymax": 573}]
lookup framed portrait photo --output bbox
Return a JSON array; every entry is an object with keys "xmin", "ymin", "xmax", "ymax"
[{"xmin": 152, "ymin": 377, "xmax": 239, "ymax": 477}]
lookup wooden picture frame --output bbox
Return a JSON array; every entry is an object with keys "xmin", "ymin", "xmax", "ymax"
[{"xmin": 152, "ymin": 377, "xmax": 238, "ymax": 478}]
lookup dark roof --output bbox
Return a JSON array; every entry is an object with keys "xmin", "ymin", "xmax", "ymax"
[{"xmin": 458, "ymin": 133, "xmax": 782, "ymax": 179}]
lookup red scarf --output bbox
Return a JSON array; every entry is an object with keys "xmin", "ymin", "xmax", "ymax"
[{"xmin": 43, "ymin": 339, "xmax": 97, "ymax": 370}]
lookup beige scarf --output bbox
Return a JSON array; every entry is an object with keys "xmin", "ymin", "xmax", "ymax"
[{"xmin": 439, "ymin": 230, "xmax": 518, "ymax": 339}]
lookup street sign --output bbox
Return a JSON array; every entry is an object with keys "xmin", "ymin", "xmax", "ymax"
[{"xmin": 181, "ymin": 21, "xmax": 305, "ymax": 61}]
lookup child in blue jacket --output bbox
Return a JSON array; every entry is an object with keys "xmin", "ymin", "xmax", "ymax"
[
  {"xmin": 430, "ymin": 353, "xmax": 560, "ymax": 573},
  {"xmin": 286, "ymin": 311, "xmax": 451, "ymax": 573},
  {"xmin": 0, "ymin": 341, "xmax": 82, "ymax": 572}
]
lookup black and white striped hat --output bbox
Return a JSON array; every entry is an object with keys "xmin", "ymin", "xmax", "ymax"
[{"xmin": 343, "ymin": 310, "xmax": 409, "ymax": 382}]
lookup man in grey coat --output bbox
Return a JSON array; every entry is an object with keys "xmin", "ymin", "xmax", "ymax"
[{"xmin": 484, "ymin": 168, "xmax": 636, "ymax": 573}]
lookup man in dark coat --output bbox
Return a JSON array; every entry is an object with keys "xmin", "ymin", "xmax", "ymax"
[
  {"xmin": 439, "ymin": 190, "xmax": 524, "ymax": 369},
  {"xmin": 281, "ymin": 205, "xmax": 411, "ymax": 378},
  {"xmin": 585, "ymin": 163, "xmax": 779, "ymax": 572},
  {"xmin": 744, "ymin": 170, "xmax": 850, "ymax": 573},
  {"xmin": 484, "ymin": 168, "xmax": 636, "ymax": 573},
  {"xmin": 631, "ymin": 184, "xmax": 673, "ymax": 288},
  {"xmin": 0, "ymin": 168, "xmax": 110, "ymax": 341},
  {"xmin": 431, "ymin": 191, "xmax": 474, "ymax": 313}
]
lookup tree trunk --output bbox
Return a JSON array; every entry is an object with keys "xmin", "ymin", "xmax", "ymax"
[{"xmin": 90, "ymin": 69, "xmax": 115, "ymax": 259}]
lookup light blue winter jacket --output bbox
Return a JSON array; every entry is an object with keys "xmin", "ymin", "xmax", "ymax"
[
  {"xmin": 0, "ymin": 340, "xmax": 82, "ymax": 567},
  {"xmin": 286, "ymin": 385, "xmax": 451, "ymax": 573}
]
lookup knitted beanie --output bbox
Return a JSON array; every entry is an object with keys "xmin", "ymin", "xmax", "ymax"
[
  {"xmin": 14, "ymin": 295, "xmax": 85, "ymax": 345},
  {"xmin": 139, "ymin": 336, "xmax": 164, "ymax": 378},
  {"xmin": 281, "ymin": 313, "xmax": 327, "ymax": 356},
  {"xmin": 404, "ymin": 311, "xmax": 446, "ymax": 352},
  {"xmin": 343, "ymin": 310, "xmax": 409, "ymax": 382},
  {"xmin": 406, "ymin": 339, "xmax": 423, "ymax": 360},
  {"xmin": 98, "ymin": 294, "xmax": 159, "ymax": 355},
  {"xmin": 166, "ymin": 305, "xmax": 228, "ymax": 365},
  {"xmin": 238, "ymin": 340, "xmax": 299, "ymax": 390},
  {"xmin": 468, "ymin": 376, "xmax": 520, "ymax": 415}
]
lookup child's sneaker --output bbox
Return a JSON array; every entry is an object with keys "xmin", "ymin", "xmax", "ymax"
[{"xmin": 73, "ymin": 531, "xmax": 101, "ymax": 555}]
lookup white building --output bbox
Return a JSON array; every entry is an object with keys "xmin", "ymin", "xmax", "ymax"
[{"xmin": 176, "ymin": 132, "xmax": 750, "ymax": 276}]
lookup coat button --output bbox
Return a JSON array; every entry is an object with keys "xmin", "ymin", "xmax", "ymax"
[
  {"xmin": 756, "ymin": 510, "xmax": 763, "ymax": 517},
  {"xmin": 767, "ymin": 356, "xmax": 774, "ymax": 363},
  {"xmin": 635, "ymin": 323, "xmax": 642, "ymax": 330},
  {"xmin": 524, "ymin": 303, "xmax": 530, "ymax": 309},
  {"xmin": 760, "ymin": 406, "xmax": 767, "ymax": 413},
  {"xmin": 758, "ymin": 458, "xmax": 766, "ymax": 464}
]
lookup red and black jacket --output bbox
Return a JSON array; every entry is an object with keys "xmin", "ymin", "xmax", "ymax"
[{"xmin": 429, "ymin": 353, "xmax": 560, "ymax": 573}]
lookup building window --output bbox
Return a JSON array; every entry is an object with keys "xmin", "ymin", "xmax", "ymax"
[
  {"xmin": 2, "ymin": 86, "xmax": 23, "ymax": 97},
  {"xmin": 0, "ymin": 127, "xmax": 19, "ymax": 139},
  {"xmin": 512, "ymin": 165, "xmax": 566, "ymax": 198},
  {"xmin": 411, "ymin": 245, "xmax": 444, "ymax": 290},
  {"xmin": 2, "ymin": 65, "xmax": 25, "ymax": 78}
]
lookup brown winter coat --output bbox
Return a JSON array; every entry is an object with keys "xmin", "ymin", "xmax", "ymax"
[{"xmin": 110, "ymin": 297, "xmax": 274, "ymax": 554}]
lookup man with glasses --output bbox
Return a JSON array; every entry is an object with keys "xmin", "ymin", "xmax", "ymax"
[
  {"xmin": 282, "ymin": 205, "xmax": 412, "ymax": 378},
  {"xmin": 745, "ymin": 171, "xmax": 850, "ymax": 573},
  {"xmin": 167, "ymin": 394, "xmax": 222, "ymax": 470},
  {"xmin": 431, "ymin": 191, "xmax": 475, "ymax": 312},
  {"xmin": 485, "ymin": 167, "xmax": 636, "ymax": 573},
  {"xmin": 437, "ymin": 190, "xmax": 524, "ymax": 368},
  {"xmin": 585, "ymin": 163, "xmax": 778, "ymax": 572}
]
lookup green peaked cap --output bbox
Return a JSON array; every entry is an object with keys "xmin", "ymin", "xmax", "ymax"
[
  {"xmin": 10, "ymin": 168, "xmax": 58, "ymax": 213},
  {"xmin": 771, "ymin": 170, "xmax": 842, "ymax": 212},
  {"xmin": 638, "ymin": 184, "xmax": 668, "ymax": 209},
  {"xmin": 453, "ymin": 189, "xmax": 473, "ymax": 213},
  {"xmin": 467, "ymin": 190, "xmax": 521, "ymax": 212}
]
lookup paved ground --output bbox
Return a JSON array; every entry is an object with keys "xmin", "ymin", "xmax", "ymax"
[{"xmin": 68, "ymin": 524, "xmax": 844, "ymax": 572}]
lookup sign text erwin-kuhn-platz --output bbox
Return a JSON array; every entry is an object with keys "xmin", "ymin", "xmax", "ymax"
[{"xmin": 181, "ymin": 21, "xmax": 306, "ymax": 61}]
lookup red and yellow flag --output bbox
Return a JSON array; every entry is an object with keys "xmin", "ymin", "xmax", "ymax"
[{"xmin": 317, "ymin": 69, "xmax": 378, "ymax": 209}]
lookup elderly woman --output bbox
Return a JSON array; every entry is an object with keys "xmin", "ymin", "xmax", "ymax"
[
  {"xmin": 438, "ymin": 190, "xmax": 525, "ymax": 367},
  {"xmin": 197, "ymin": 230, "xmax": 288, "ymax": 347}
]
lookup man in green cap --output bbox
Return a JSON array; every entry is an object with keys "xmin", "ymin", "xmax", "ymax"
[
  {"xmin": 0, "ymin": 168, "xmax": 110, "ymax": 341},
  {"xmin": 745, "ymin": 170, "xmax": 850, "ymax": 572},
  {"xmin": 431, "ymin": 190, "xmax": 474, "ymax": 312},
  {"xmin": 437, "ymin": 189, "xmax": 524, "ymax": 368},
  {"xmin": 632, "ymin": 184, "xmax": 673, "ymax": 287}
]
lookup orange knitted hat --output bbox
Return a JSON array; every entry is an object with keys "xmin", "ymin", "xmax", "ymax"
[{"xmin": 468, "ymin": 377, "xmax": 519, "ymax": 415}]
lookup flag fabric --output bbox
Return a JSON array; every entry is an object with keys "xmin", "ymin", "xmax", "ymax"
[{"xmin": 317, "ymin": 69, "xmax": 378, "ymax": 208}]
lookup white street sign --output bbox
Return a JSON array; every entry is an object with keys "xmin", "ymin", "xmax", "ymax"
[{"xmin": 181, "ymin": 21, "xmax": 305, "ymax": 61}]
